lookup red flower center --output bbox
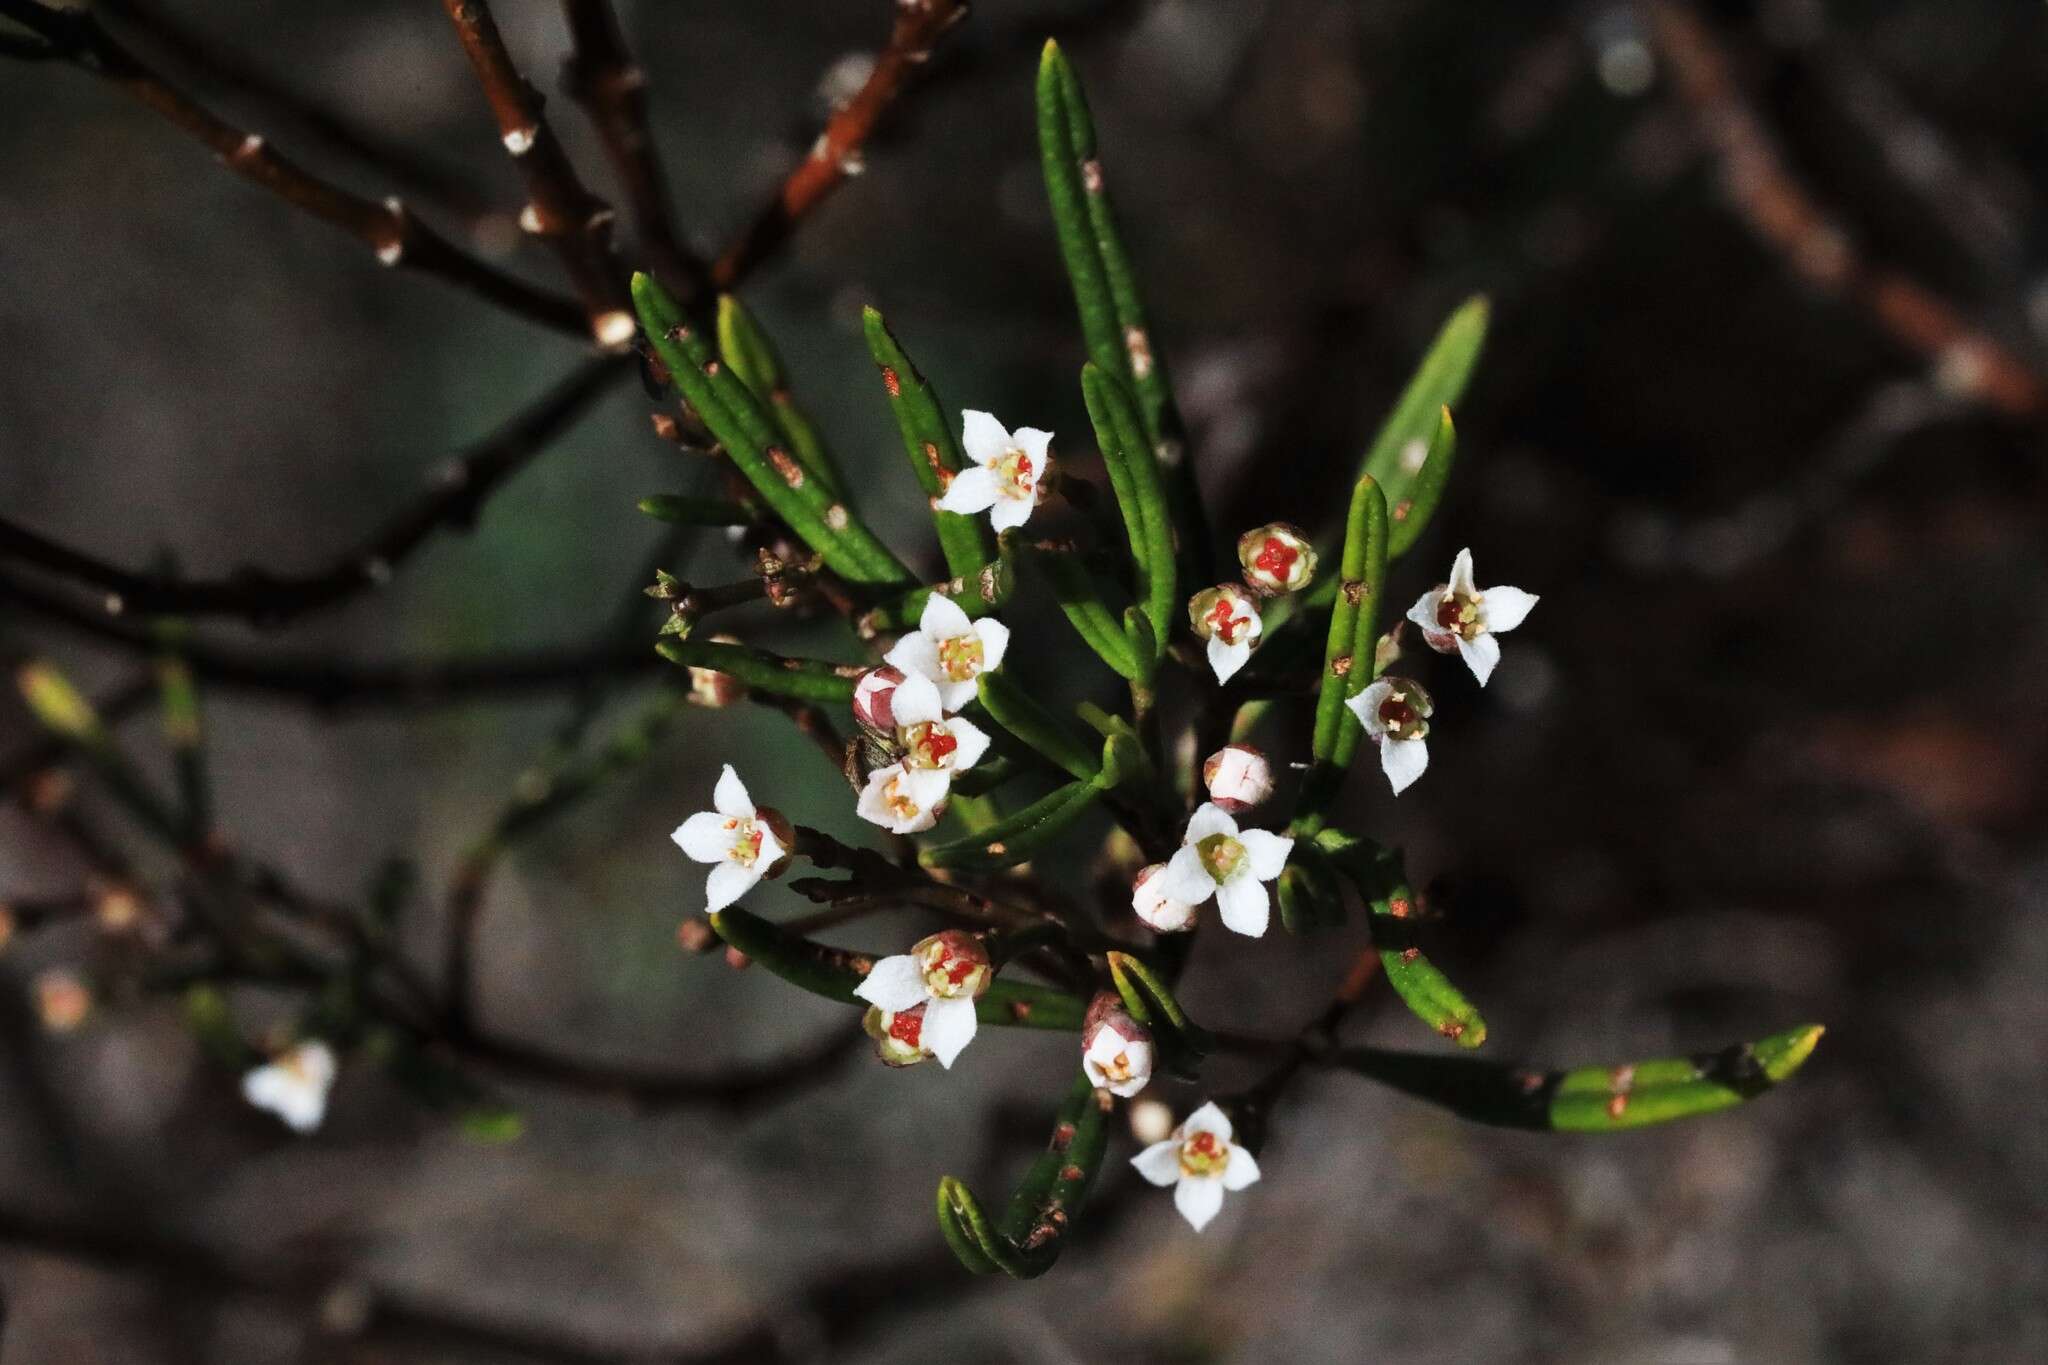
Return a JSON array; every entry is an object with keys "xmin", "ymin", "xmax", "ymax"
[
  {"xmin": 1379, "ymin": 697, "xmax": 1418, "ymax": 730},
  {"xmin": 919, "ymin": 728, "xmax": 959, "ymax": 765},
  {"xmin": 1207, "ymin": 597, "xmax": 1244, "ymax": 644},
  {"xmin": 1253, "ymin": 536, "xmax": 1298, "ymax": 582},
  {"xmin": 888, "ymin": 1005, "xmax": 925, "ymax": 1048}
]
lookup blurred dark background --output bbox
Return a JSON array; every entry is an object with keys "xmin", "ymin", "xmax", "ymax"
[{"xmin": 2, "ymin": 0, "xmax": 2045, "ymax": 1361}]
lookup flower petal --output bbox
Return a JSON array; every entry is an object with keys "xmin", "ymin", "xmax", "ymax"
[
  {"xmin": 1159, "ymin": 845, "xmax": 1217, "ymax": 905},
  {"xmin": 883, "ymin": 631, "xmax": 942, "ymax": 683},
  {"xmin": 1236, "ymin": 828, "xmax": 1294, "ymax": 880},
  {"xmin": 704, "ymin": 860, "xmax": 761, "ymax": 913},
  {"xmin": 1381, "ymin": 734, "xmax": 1429, "ymax": 795},
  {"xmin": 960, "ymin": 410, "xmax": 1010, "ymax": 466},
  {"xmin": 755, "ymin": 822, "xmax": 786, "ymax": 867},
  {"xmin": 937, "ymin": 465, "xmax": 998, "ymax": 515},
  {"xmin": 988, "ymin": 493, "xmax": 1036, "ymax": 533},
  {"xmin": 1181, "ymin": 1100, "xmax": 1234, "ymax": 1143},
  {"xmin": 1131, "ymin": 1139, "xmax": 1183, "ymax": 1187},
  {"xmin": 972, "ymin": 618, "xmax": 1011, "ymax": 673},
  {"xmin": 1448, "ymin": 547, "xmax": 1477, "ymax": 596},
  {"xmin": 936, "ymin": 678, "xmax": 979, "ymax": 712},
  {"xmin": 854, "ymin": 954, "xmax": 928, "ymax": 1011},
  {"xmin": 922, "ymin": 994, "xmax": 979, "ymax": 1068},
  {"xmin": 943, "ymin": 716, "xmax": 992, "ymax": 772},
  {"xmin": 1479, "ymin": 585, "xmax": 1538, "ymax": 634},
  {"xmin": 1207, "ymin": 635, "xmax": 1252, "ymax": 683},
  {"xmin": 712, "ymin": 764, "xmax": 753, "ymax": 818},
  {"xmin": 1174, "ymin": 1174, "xmax": 1227, "ymax": 1231},
  {"xmin": 1456, "ymin": 632, "xmax": 1501, "ymax": 686},
  {"xmin": 1011, "ymin": 426, "xmax": 1054, "ymax": 463},
  {"xmin": 889, "ymin": 671, "xmax": 944, "ymax": 725},
  {"xmin": 919, "ymin": 592, "xmax": 972, "ymax": 639},
  {"xmin": 672, "ymin": 811, "xmax": 738, "ymax": 864},
  {"xmin": 1184, "ymin": 803, "xmax": 1239, "ymax": 842},
  {"xmin": 1220, "ymin": 1144, "xmax": 1262, "ymax": 1191},
  {"xmin": 1214, "ymin": 874, "xmax": 1270, "ymax": 937},
  {"xmin": 1407, "ymin": 588, "xmax": 1445, "ymax": 634},
  {"xmin": 1345, "ymin": 679, "xmax": 1394, "ymax": 736}
]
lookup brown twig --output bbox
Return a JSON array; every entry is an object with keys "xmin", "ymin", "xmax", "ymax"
[
  {"xmin": 0, "ymin": 0, "xmax": 585, "ymax": 338},
  {"xmin": 560, "ymin": 0, "xmax": 709, "ymax": 302},
  {"xmin": 438, "ymin": 0, "xmax": 633, "ymax": 348},
  {"xmin": 0, "ymin": 356, "xmax": 631, "ymax": 627},
  {"xmin": 710, "ymin": 0, "xmax": 971, "ymax": 289},
  {"xmin": 1644, "ymin": 0, "xmax": 2045, "ymax": 418}
]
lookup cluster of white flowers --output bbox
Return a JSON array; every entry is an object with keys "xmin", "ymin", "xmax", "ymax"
[
  {"xmin": 1345, "ymin": 546, "xmax": 1538, "ymax": 796},
  {"xmin": 1132, "ymin": 745, "xmax": 1293, "ymax": 938},
  {"xmin": 853, "ymin": 593, "xmax": 1007, "ymax": 834}
]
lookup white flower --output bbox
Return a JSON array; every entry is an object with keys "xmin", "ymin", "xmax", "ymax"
[
  {"xmin": 1405, "ymin": 547, "xmax": 1538, "ymax": 686},
  {"xmin": 1130, "ymin": 1100, "xmax": 1261, "ymax": 1231},
  {"xmin": 884, "ymin": 593, "xmax": 1011, "ymax": 712},
  {"xmin": 1082, "ymin": 1015, "xmax": 1154, "ymax": 1098},
  {"xmin": 1201, "ymin": 744, "xmax": 1274, "ymax": 813},
  {"xmin": 242, "ymin": 1040, "xmax": 337, "ymax": 1134},
  {"xmin": 1188, "ymin": 583, "xmax": 1262, "ymax": 684},
  {"xmin": 1344, "ymin": 677, "xmax": 1433, "ymax": 796},
  {"xmin": 671, "ymin": 765, "xmax": 787, "ymax": 912},
  {"xmin": 853, "ymin": 931, "xmax": 991, "ymax": 1068},
  {"xmin": 1131, "ymin": 862, "xmax": 1197, "ymax": 933},
  {"xmin": 936, "ymin": 410, "xmax": 1052, "ymax": 533},
  {"xmin": 1158, "ymin": 803, "xmax": 1293, "ymax": 937},
  {"xmin": 856, "ymin": 763, "xmax": 949, "ymax": 834},
  {"xmin": 1235, "ymin": 522, "xmax": 1318, "ymax": 594}
]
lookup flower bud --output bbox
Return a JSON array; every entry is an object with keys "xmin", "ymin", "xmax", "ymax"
[
  {"xmin": 1187, "ymin": 583, "xmax": 1259, "ymax": 645},
  {"xmin": 1236, "ymin": 522, "xmax": 1318, "ymax": 594},
  {"xmin": 1129, "ymin": 1096, "xmax": 1175, "ymax": 1144},
  {"xmin": 34, "ymin": 969, "xmax": 90, "ymax": 1033},
  {"xmin": 1082, "ymin": 993, "xmax": 1155, "ymax": 1097},
  {"xmin": 852, "ymin": 665, "xmax": 907, "ymax": 730},
  {"xmin": 1201, "ymin": 744, "xmax": 1274, "ymax": 813},
  {"xmin": 912, "ymin": 929, "xmax": 992, "ymax": 1001},
  {"xmin": 863, "ymin": 1003, "xmax": 933, "ymax": 1067},
  {"xmin": 675, "ymin": 917, "xmax": 718, "ymax": 954},
  {"xmin": 1131, "ymin": 863, "xmax": 1196, "ymax": 933}
]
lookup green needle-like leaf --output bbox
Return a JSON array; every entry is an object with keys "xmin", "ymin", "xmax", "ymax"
[
  {"xmin": 862, "ymin": 306, "xmax": 997, "ymax": 591},
  {"xmin": 937, "ymin": 1177, "xmax": 1014, "ymax": 1275},
  {"xmin": 1326, "ymin": 1025, "xmax": 1824, "ymax": 1132},
  {"xmin": 918, "ymin": 779, "xmax": 1105, "ymax": 872},
  {"xmin": 1359, "ymin": 295, "xmax": 1488, "ymax": 506},
  {"xmin": 636, "ymin": 494, "xmax": 755, "ymax": 527},
  {"xmin": 718, "ymin": 294, "xmax": 845, "ymax": 498},
  {"xmin": 1310, "ymin": 476, "xmax": 1390, "ymax": 767},
  {"xmin": 634, "ymin": 274, "xmax": 910, "ymax": 585},
  {"xmin": 654, "ymin": 639, "xmax": 858, "ymax": 704},
  {"xmin": 1386, "ymin": 405, "xmax": 1456, "ymax": 560},
  {"xmin": 1319, "ymin": 830, "xmax": 1487, "ymax": 1048},
  {"xmin": 976, "ymin": 672, "xmax": 1102, "ymax": 783},
  {"xmin": 1081, "ymin": 364, "xmax": 1174, "ymax": 660},
  {"xmin": 939, "ymin": 1073, "xmax": 1110, "ymax": 1278},
  {"xmin": 1024, "ymin": 544, "xmax": 1145, "ymax": 681},
  {"xmin": 708, "ymin": 907, "xmax": 1085, "ymax": 1030}
]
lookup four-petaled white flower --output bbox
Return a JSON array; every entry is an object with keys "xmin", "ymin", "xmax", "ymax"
[
  {"xmin": 936, "ymin": 410, "xmax": 1052, "ymax": 533},
  {"xmin": 853, "ymin": 931, "xmax": 991, "ymax": 1068},
  {"xmin": 854, "ymin": 672, "xmax": 992, "ymax": 834},
  {"xmin": 1345, "ymin": 676, "xmax": 1433, "ymax": 796},
  {"xmin": 1082, "ymin": 1010, "xmax": 1155, "ymax": 1098},
  {"xmin": 856, "ymin": 763, "xmax": 948, "ymax": 834},
  {"xmin": 242, "ymin": 1040, "xmax": 337, "ymax": 1135},
  {"xmin": 885, "ymin": 593, "xmax": 1011, "ymax": 712},
  {"xmin": 1131, "ymin": 1100, "xmax": 1261, "ymax": 1231},
  {"xmin": 1406, "ymin": 547, "xmax": 1538, "ymax": 687},
  {"xmin": 672, "ymin": 765, "xmax": 787, "ymax": 912},
  {"xmin": 1188, "ymin": 584, "xmax": 1263, "ymax": 684},
  {"xmin": 1131, "ymin": 862, "xmax": 1198, "ymax": 933},
  {"xmin": 1159, "ymin": 803, "xmax": 1293, "ymax": 938}
]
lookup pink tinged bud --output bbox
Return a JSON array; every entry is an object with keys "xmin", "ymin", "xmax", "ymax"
[
  {"xmin": 1236, "ymin": 522, "xmax": 1318, "ymax": 594},
  {"xmin": 1131, "ymin": 863, "xmax": 1197, "ymax": 933},
  {"xmin": 1202, "ymin": 744, "xmax": 1274, "ymax": 813},
  {"xmin": 852, "ymin": 665, "xmax": 907, "ymax": 730},
  {"xmin": 863, "ymin": 1003, "xmax": 933, "ymax": 1067},
  {"xmin": 1083, "ymin": 1014, "xmax": 1155, "ymax": 1097},
  {"xmin": 912, "ymin": 929, "xmax": 992, "ymax": 1001}
]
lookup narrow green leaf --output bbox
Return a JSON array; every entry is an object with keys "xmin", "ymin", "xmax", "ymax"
[
  {"xmin": 1081, "ymin": 364, "xmax": 1174, "ymax": 658},
  {"xmin": 1318, "ymin": 830, "xmax": 1487, "ymax": 1048},
  {"xmin": 654, "ymin": 639, "xmax": 858, "ymax": 704},
  {"xmin": 708, "ymin": 907, "xmax": 1086, "ymax": 1030},
  {"xmin": 1310, "ymin": 476, "xmax": 1389, "ymax": 764},
  {"xmin": 995, "ymin": 1071, "xmax": 1111, "ymax": 1270},
  {"xmin": 918, "ymin": 780, "xmax": 1104, "ymax": 872},
  {"xmin": 1387, "ymin": 405, "xmax": 1456, "ymax": 560},
  {"xmin": 1359, "ymin": 295, "xmax": 1488, "ymax": 498},
  {"xmin": 634, "ymin": 274, "xmax": 909, "ymax": 585},
  {"xmin": 1106, "ymin": 952, "xmax": 1212, "ymax": 1053},
  {"xmin": 718, "ymin": 294, "xmax": 845, "ymax": 498},
  {"xmin": 1024, "ymin": 544, "xmax": 1144, "ymax": 681},
  {"xmin": 936, "ymin": 1178, "xmax": 1009, "ymax": 1275},
  {"xmin": 1326, "ymin": 1025, "xmax": 1824, "ymax": 1132},
  {"xmin": 636, "ymin": 494, "xmax": 754, "ymax": 527},
  {"xmin": 861, "ymin": 306, "xmax": 996, "ymax": 589},
  {"xmin": 976, "ymin": 672, "xmax": 1101, "ymax": 783}
]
